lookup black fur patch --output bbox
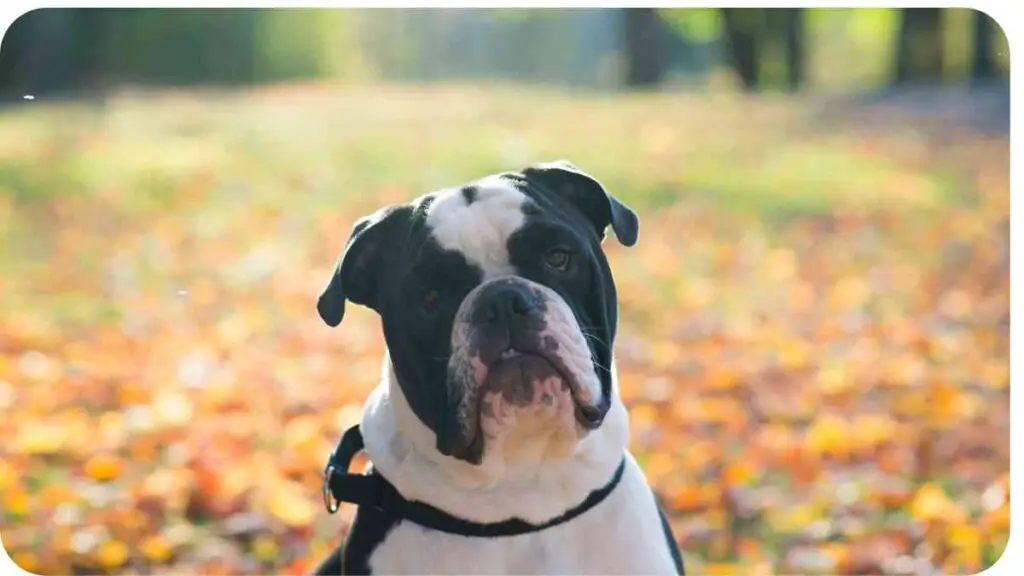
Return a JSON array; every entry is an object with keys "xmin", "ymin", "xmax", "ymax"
[
  {"xmin": 504, "ymin": 198, "xmax": 618, "ymax": 417},
  {"xmin": 379, "ymin": 230, "xmax": 484, "ymax": 437}
]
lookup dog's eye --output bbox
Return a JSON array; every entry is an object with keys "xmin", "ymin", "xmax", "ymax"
[
  {"xmin": 544, "ymin": 248, "xmax": 572, "ymax": 272},
  {"xmin": 422, "ymin": 289, "xmax": 441, "ymax": 313}
]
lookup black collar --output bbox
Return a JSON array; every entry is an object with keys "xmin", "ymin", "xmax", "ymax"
[{"xmin": 322, "ymin": 424, "xmax": 626, "ymax": 538}]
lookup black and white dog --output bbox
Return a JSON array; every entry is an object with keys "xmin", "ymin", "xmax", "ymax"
[{"xmin": 313, "ymin": 161, "xmax": 683, "ymax": 574}]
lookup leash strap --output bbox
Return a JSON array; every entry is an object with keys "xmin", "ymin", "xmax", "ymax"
[{"xmin": 322, "ymin": 424, "xmax": 626, "ymax": 538}]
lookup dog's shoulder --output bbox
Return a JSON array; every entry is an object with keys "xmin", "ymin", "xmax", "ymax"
[{"xmin": 313, "ymin": 504, "xmax": 400, "ymax": 576}]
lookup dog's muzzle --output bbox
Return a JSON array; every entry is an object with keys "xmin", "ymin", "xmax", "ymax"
[{"xmin": 436, "ymin": 277, "xmax": 606, "ymax": 463}]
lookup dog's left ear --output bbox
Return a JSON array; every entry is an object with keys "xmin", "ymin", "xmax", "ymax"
[
  {"xmin": 317, "ymin": 205, "xmax": 409, "ymax": 327},
  {"xmin": 522, "ymin": 160, "xmax": 639, "ymax": 247}
]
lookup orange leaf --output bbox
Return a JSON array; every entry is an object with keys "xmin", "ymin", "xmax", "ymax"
[
  {"xmin": 722, "ymin": 460, "xmax": 756, "ymax": 488},
  {"xmin": 11, "ymin": 552, "xmax": 38, "ymax": 573},
  {"xmin": 84, "ymin": 454, "xmax": 124, "ymax": 482}
]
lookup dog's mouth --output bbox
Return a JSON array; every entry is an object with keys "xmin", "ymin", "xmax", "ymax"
[
  {"xmin": 438, "ymin": 348, "xmax": 605, "ymax": 464},
  {"xmin": 492, "ymin": 349, "xmax": 604, "ymax": 427}
]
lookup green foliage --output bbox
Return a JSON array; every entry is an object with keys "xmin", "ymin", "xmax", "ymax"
[
  {"xmin": 804, "ymin": 8, "xmax": 900, "ymax": 90},
  {"xmin": 4, "ymin": 8, "xmax": 367, "ymax": 89},
  {"xmin": 659, "ymin": 8, "xmax": 722, "ymax": 43},
  {"xmin": 253, "ymin": 10, "xmax": 323, "ymax": 81}
]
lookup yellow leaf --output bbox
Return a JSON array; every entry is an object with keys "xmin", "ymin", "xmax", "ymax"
[
  {"xmin": 3, "ymin": 485, "xmax": 29, "ymax": 517},
  {"xmin": 703, "ymin": 563, "xmax": 747, "ymax": 576},
  {"xmin": 767, "ymin": 502, "xmax": 819, "ymax": 532},
  {"xmin": 707, "ymin": 368, "xmax": 740, "ymax": 391},
  {"xmin": 766, "ymin": 248, "xmax": 796, "ymax": 281},
  {"xmin": 153, "ymin": 389, "xmax": 194, "ymax": 427},
  {"xmin": 252, "ymin": 534, "xmax": 279, "ymax": 561},
  {"xmin": 267, "ymin": 481, "xmax": 316, "ymax": 528},
  {"xmin": 805, "ymin": 413, "xmax": 849, "ymax": 457},
  {"xmin": 982, "ymin": 361, "xmax": 1009, "ymax": 390},
  {"xmin": 0, "ymin": 458, "xmax": 12, "ymax": 490},
  {"xmin": 97, "ymin": 540, "xmax": 129, "ymax": 569},
  {"xmin": 817, "ymin": 363, "xmax": 852, "ymax": 395},
  {"xmin": 284, "ymin": 415, "xmax": 322, "ymax": 452},
  {"xmin": 649, "ymin": 341, "xmax": 680, "ymax": 370},
  {"xmin": 141, "ymin": 535, "xmax": 173, "ymax": 563},
  {"xmin": 851, "ymin": 414, "xmax": 897, "ymax": 450},
  {"xmin": 630, "ymin": 403, "xmax": 659, "ymax": 428},
  {"xmin": 97, "ymin": 411, "xmax": 126, "ymax": 447},
  {"xmin": 831, "ymin": 276, "xmax": 869, "ymax": 308},
  {"xmin": 221, "ymin": 465, "xmax": 254, "ymax": 501},
  {"xmin": 949, "ymin": 524, "xmax": 981, "ymax": 550},
  {"xmin": 778, "ymin": 338, "xmax": 810, "ymax": 369},
  {"xmin": 884, "ymin": 354, "xmax": 927, "ymax": 387},
  {"xmin": 15, "ymin": 420, "xmax": 67, "ymax": 455},
  {"xmin": 334, "ymin": 403, "xmax": 364, "ymax": 434},
  {"xmin": 643, "ymin": 450, "xmax": 675, "ymax": 485},
  {"xmin": 910, "ymin": 483, "xmax": 951, "ymax": 522}
]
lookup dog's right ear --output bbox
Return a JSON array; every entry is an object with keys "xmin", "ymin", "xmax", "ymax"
[{"xmin": 317, "ymin": 205, "xmax": 408, "ymax": 327}]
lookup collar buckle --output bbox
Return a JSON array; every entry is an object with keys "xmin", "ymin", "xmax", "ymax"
[
  {"xmin": 322, "ymin": 424, "xmax": 366, "ymax": 514},
  {"xmin": 323, "ymin": 463, "xmax": 341, "ymax": 514}
]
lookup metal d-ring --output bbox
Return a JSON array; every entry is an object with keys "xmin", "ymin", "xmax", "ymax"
[{"xmin": 322, "ymin": 464, "xmax": 340, "ymax": 514}]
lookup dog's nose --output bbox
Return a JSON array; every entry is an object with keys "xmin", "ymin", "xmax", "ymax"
[{"xmin": 474, "ymin": 281, "xmax": 541, "ymax": 326}]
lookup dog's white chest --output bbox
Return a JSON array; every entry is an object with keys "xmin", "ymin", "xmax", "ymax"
[{"xmin": 366, "ymin": 457, "xmax": 677, "ymax": 575}]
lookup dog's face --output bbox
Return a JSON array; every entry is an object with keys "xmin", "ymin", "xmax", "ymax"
[{"xmin": 317, "ymin": 161, "xmax": 638, "ymax": 465}]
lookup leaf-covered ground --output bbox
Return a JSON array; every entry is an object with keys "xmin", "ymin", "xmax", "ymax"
[{"xmin": 0, "ymin": 84, "xmax": 1009, "ymax": 575}]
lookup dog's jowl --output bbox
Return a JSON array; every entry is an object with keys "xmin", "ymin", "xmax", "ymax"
[{"xmin": 314, "ymin": 161, "xmax": 684, "ymax": 575}]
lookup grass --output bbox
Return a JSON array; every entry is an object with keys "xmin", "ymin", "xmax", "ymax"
[{"xmin": 0, "ymin": 83, "xmax": 958, "ymax": 211}]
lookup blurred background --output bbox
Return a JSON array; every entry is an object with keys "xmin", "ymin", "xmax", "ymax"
[{"xmin": 0, "ymin": 7, "xmax": 1009, "ymax": 576}]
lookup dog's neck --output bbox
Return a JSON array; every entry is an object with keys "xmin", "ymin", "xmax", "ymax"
[{"xmin": 358, "ymin": 353, "xmax": 630, "ymax": 525}]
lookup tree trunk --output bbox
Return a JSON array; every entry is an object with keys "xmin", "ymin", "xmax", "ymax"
[
  {"xmin": 971, "ymin": 10, "xmax": 997, "ymax": 82},
  {"xmin": 894, "ymin": 8, "xmax": 945, "ymax": 85},
  {"xmin": 68, "ymin": 9, "xmax": 113, "ymax": 105},
  {"xmin": 0, "ymin": 9, "xmax": 77, "ymax": 97},
  {"xmin": 623, "ymin": 8, "xmax": 666, "ymax": 88},
  {"xmin": 721, "ymin": 8, "xmax": 760, "ymax": 91},
  {"xmin": 783, "ymin": 9, "xmax": 805, "ymax": 91}
]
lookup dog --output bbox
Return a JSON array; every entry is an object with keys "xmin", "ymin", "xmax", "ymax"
[{"xmin": 312, "ymin": 160, "xmax": 684, "ymax": 575}]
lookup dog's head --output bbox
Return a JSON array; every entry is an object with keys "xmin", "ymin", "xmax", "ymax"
[{"xmin": 317, "ymin": 161, "xmax": 638, "ymax": 465}]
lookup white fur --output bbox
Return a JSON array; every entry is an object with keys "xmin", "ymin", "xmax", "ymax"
[
  {"xmin": 425, "ymin": 176, "xmax": 526, "ymax": 280},
  {"xmin": 359, "ymin": 359, "xmax": 677, "ymax": 575}
]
